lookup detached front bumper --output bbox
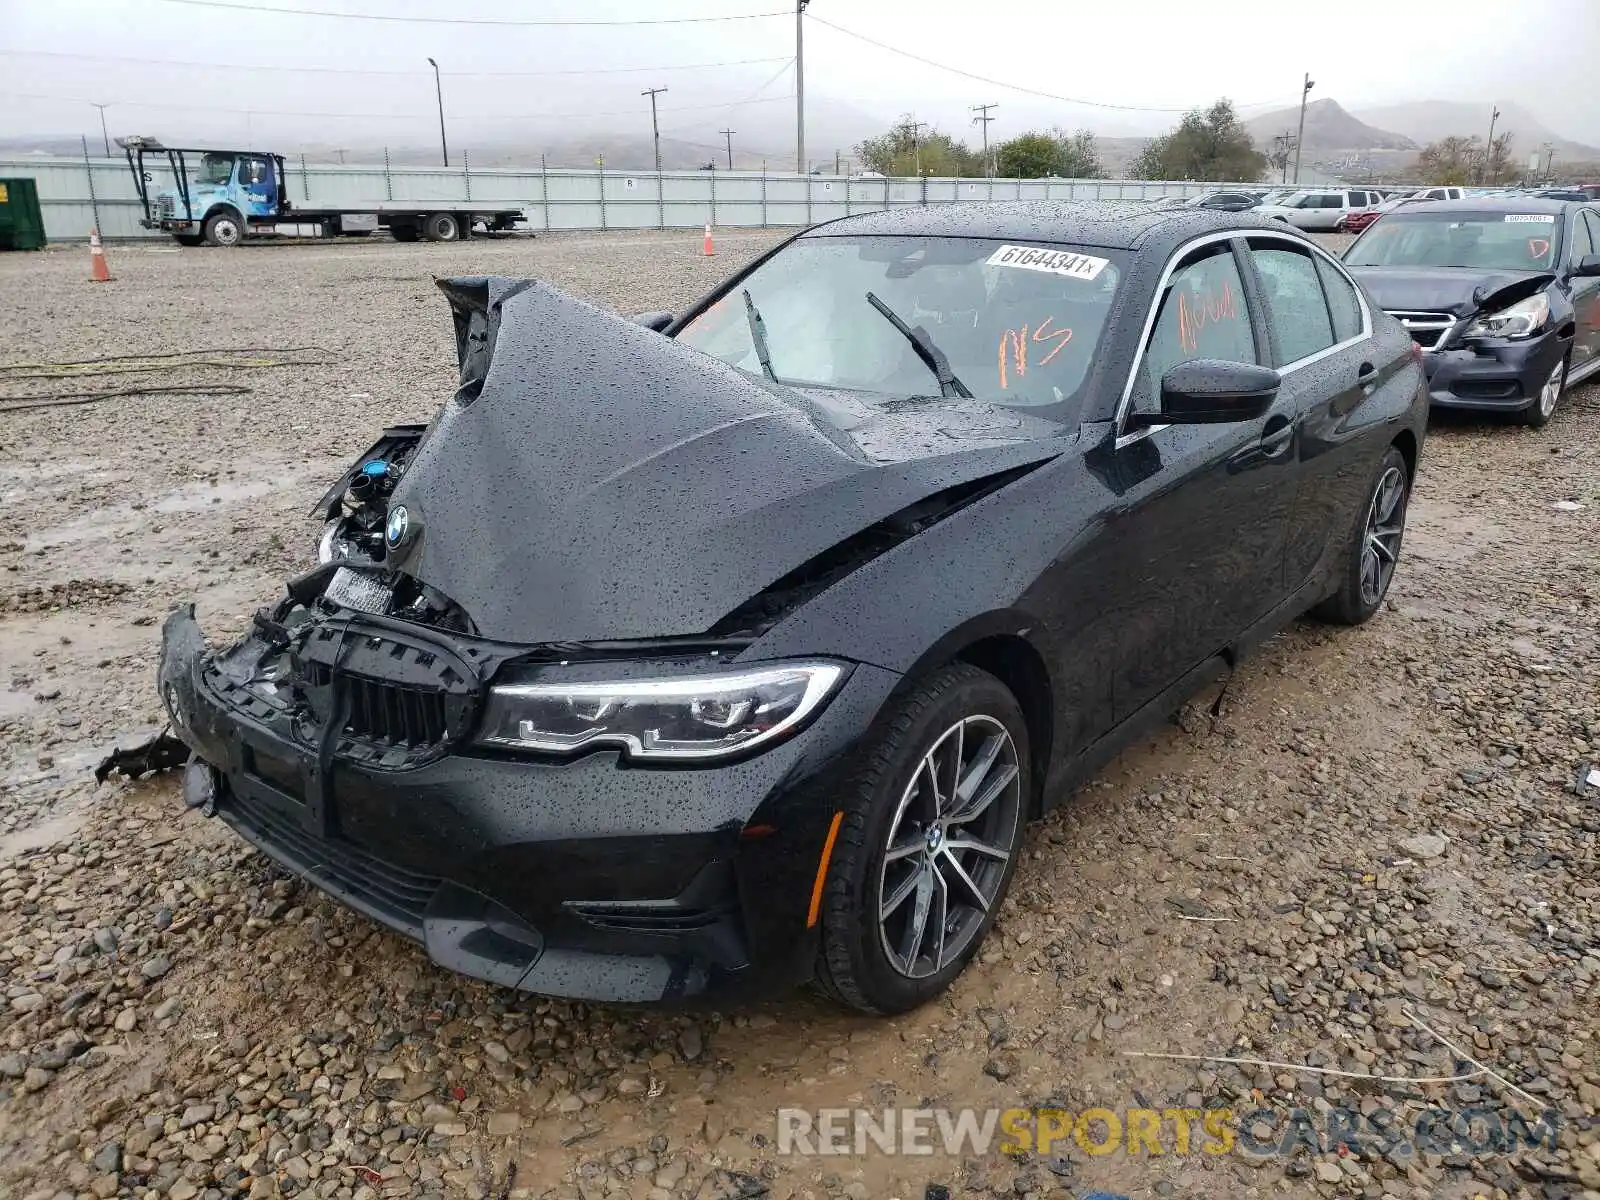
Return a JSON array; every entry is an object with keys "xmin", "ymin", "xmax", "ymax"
[
  {"xmin": 1422, "ymin": 330, "xmax": 1566, "ymax": 411},
  {"xmin": 158, "ymin": 606, "xmax": 900, "ymax": 1004}
]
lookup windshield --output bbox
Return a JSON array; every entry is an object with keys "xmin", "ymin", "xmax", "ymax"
[
  {"xmin": 198, "ymin": 153, "xmax": 235, "ymax": 185},
  {"xmin": 675, "ymin": 235, "xmax": 1125, "ymax": 410},
  {"xmin": 1344, "ymin": 212, "xmax": 1560, "ymax": 271}
]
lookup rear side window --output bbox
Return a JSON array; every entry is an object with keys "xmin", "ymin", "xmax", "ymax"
[
  {"xmin": 1249, "ymin": 242, "xmax": 1335, "ymax": 365},
  {"xmin": 1316, "ymin": 257, "xmax": 1364, "ymax": 343},
  {"xmin": 1141, "ymin": 244, "xmax": 1258, "ymax": 394}
]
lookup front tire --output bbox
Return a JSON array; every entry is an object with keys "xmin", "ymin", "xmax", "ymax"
[
  {"xmin": 1523, "ymin": 354, "xmax": 1566, "ymax": 428},
  {"xmin": 202, "ymin": 211, "xmax": 243, "ymax": 247},
  {"xmin": 1311, "ymin": 445, "xmax": 1410, "ymax": 626},
  {"xmin": 814, "ymin": 664, "xmax": 1029, "ymax": 1015}
]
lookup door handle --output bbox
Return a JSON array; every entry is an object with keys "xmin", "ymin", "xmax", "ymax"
[{"xmin": 1259, "ymin": 419, "xmax": 1294, "ymax": 456}]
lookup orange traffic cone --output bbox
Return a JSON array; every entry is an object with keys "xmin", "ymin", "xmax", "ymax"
[
  {"xmin": 702, "ymin": 223, "xmax": 715, "ymax": 257},
  {"xmin": 88, "ymin": 229, "xmax": 114, "ymax": 283}
]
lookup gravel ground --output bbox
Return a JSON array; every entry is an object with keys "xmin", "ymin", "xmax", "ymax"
[{"xmin": 1, "ymin": 228, "xmax": 1597, "ymax": 1200}]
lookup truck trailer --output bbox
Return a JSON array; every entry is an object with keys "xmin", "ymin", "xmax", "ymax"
[{"xmin": 120, "ymin": 138, "xmax": 527, "ymax": 247}]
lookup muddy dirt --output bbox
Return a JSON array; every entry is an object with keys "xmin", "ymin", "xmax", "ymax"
[{"xmin": 1, "ymin": 231, "xmax": 1596, "ymax": 1200}]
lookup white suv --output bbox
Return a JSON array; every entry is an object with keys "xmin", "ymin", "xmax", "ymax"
[{"xmin": 1256, "ymin": 188, "xmax": 1383, "ymax": 231}]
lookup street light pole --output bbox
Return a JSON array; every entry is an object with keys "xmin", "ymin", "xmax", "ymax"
[
  {"xmin": 90, "ymin": 103, "xmax": 111, "ymax": 156},
  {"xmin": 426, "ymin": 57, "xmax": 449, "ymax": 168},
  {"xmin": 795, "ymin": 0, "xmax": 809, "ymax": 174},
  {"xmin": 642, "ymin": 86, "xmax": 668, "ymax": 173},
  {"xmin": 720, "ymin": 128, "xmax": 735, "ymax": 170},
  {"xmin": 1292, "ymin": 72, "xmax": 1314, "ymax": 185}
]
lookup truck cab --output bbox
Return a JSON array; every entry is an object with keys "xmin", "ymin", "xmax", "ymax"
[{"xmin": 124, "ymin": 139, "xmax": 288, "ymax": 245}]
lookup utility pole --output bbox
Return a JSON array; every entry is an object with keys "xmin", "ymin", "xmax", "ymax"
[
  {"xmin": 90, "ymin": 103, "xmax": 111, "ymax": 156},
  {"xmin": 970, "ymin": 103, "xmax": 997, "ymax": 178},
  {"xmin": 795, "ymin": 0, "xmax": 809, "ymax": 174},
  {"xmin": 642, "ymin": 86, "xmax": 668, "ymax": 172},
  {"xmin": 1481, "ymin": 105, "xmax": 1501, "ymax": 184},
  {"xmin": 1543, "ymin": 142, "xmax": 1556, "ymax": 178},
  {"xmin": 426, "ymin": 58, "xmax": 449, "ymax": 167},
  {"xmin": 911, "ymin": 119, "xmax": 929, "ymax": 177},
  {"xmin": 720, "ymin": 128, "xmax": 735, "ymax": 170},
  {"xmin": 335, "ymin": 149, "xmax": 348, "ymax": 164},
  {"xmin": 1293, "ymin": 72, "xmax": 1314, "ymax": 185},
  {"xmin": 1271, "ymin": 131, "xmax": 1294, "ymax": 183}
]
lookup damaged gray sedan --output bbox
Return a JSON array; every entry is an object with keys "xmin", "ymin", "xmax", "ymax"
[{"xmin": 160, "ymin": 203, "xmax": 1426, "ymax": 1012}]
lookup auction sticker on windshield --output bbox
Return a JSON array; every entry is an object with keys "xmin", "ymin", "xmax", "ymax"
[
  {"xmin": 1504, "ymin": 214, "xmax": 1557, "ymax": 223},
  {"xmin": 987, "ymin": 245, "xmax": 1110, "ymax": 281}
]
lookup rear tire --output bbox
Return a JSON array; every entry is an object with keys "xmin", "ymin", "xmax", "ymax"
[
  {"xmin": 1310, "ymin": 445, "xmax": 1410, "ymax": 626},
  {"xmin": 814, "ymin": 664, "xmax": 1029, "ymax": 1015},
  {"xmin": 423, "ymin": 212, "xmax": 460, "ymax": 242},
  {"xmin": 1522, "ymin": 354, "xmax": 1566, "ymax": 428},
  {"xmin": 202, "ymin": 210, "xmax": 243, "ymax": 247}
]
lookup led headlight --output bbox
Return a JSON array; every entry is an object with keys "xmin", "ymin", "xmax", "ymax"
[
  {"xmin": 477, "ymin": 661, "xmax": 847, "ymax": 761},
  {"xmin": 1462, "ymin": 293, "xmax": 1549, "ymax": 340}
]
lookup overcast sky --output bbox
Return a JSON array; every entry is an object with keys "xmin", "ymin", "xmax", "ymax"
[{"xmin": 3, "ymin": 0, "xmax": 1597, "ymax": 161}]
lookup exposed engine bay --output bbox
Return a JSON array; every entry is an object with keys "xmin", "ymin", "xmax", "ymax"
[{"xmin": 306, "ymin": 424, "xmax": 475, "ymax": 636}]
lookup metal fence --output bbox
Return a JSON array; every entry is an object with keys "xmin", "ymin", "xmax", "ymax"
[{"xmin": 2, "ymin": 154, "xmax": 1251, "ymax": 242}]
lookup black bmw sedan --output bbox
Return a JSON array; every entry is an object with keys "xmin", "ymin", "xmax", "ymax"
[
  {"xmin": 1342, "ymin": 197, "xmax": 1600, "ymax": 426},
  {"xmin": 159, "ymin": 202, "xmax": 1427, "ymax": 1014}
]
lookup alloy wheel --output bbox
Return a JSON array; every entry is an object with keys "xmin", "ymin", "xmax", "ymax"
[
  {"xmin": 1359, "ymin": 465, "xmax": 1407, "ymax": 607},
  {"xmin": 876, "ymin": 715, "xmax": 1021, "ymax": 980},
  {"xmin": 1537, "ymin": 358, "xmax": 1564, "ymax": 419}
]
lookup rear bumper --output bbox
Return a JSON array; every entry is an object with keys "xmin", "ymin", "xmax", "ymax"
[
  {"xmin": 158, "ymin": 605, "xmax": 901, "ymax": 1004},
  {"xmin": 1422, "ymin": 331, "xmax": 1565, "ymax": 411}
]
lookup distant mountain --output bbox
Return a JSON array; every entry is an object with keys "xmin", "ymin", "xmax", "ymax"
[
  {"xmin": 1245, "ymin": 99, "xmax": 1415, "ymax": 154},
  {"xmin": 1351, "ymin": 101, "xmax": 1600, "ymax": 163}
]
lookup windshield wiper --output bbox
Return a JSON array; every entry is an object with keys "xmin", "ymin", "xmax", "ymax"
[
  {"xmin": 742, "ymin": 289, "xmax": 777, "ymax": 381},
  {"xmin": 864, "ymin": 291, "xmax": 973, "ymax": 399}
]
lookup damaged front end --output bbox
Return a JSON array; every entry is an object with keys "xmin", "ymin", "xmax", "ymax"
[{"xmin": 155, "ymin": 274, "xmax": 1059, "ymax": 1002}]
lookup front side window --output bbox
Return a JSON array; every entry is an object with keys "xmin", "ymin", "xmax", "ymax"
[
  {"xmin": 240, "ymin": 157, "xmax": 271, "ymax": 187},
  {"xmin": 1569, "ymin": 211, "xmax": 1595, "ymax": 260},
  {"xmin": 1139, "ymin": 244, "xmax": 1257, "ymax": 399},
  {"xmin": 1345, "ymin": 211, "xmax": 1560, "ymax": 271},
  {"xmin": 1250, "ymin": 243, "xmax": 1335, "ymax": 365},
  {"xmin": 676, "ymin": 235, "xmax": 1126, "ymax": 411}
]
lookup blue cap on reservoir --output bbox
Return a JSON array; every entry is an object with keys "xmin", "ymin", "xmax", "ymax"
[{"xmin": 361, "ymin": 460, "xmax": 389, "ymax": 477}]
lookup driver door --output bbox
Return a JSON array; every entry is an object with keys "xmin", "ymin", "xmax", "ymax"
[{"xmin": 238, "ymin": 156, "xmax": 277, "ymax": 219}]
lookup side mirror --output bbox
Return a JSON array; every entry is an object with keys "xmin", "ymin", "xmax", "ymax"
[
  {"xmin": 1571, "ymin": 254, "xmax": 1600, "ymax": 278},
  {"xmin": 632, "ymin": 311, "xmax": 675, "ymax": 332},
  {"xmin": 1132, "ymin": 359, "xmax": 1281, "ymax": 426}
]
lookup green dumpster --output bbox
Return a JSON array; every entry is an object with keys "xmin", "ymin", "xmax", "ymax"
[{"xmin": 0, "ymin": 178, "xmax": 47, "ymax": 251}]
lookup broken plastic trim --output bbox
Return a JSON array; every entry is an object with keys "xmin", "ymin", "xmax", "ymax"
[
  {"xmin": 708, "ymin": 459, "xmax": 1053, "ymax": 638},
  {"xmin": 95, "ymin": 729, "xmax": 191, "ymax": 783}
]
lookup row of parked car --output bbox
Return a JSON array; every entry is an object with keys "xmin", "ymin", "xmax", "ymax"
[{"xmin": 1163, "ymin": 182, "xmax": 1600, "ymax": 234}]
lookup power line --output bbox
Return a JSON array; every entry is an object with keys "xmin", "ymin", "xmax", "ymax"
[
  {"xmin": 2, "ymin": 89, "xmax": 796, "ymax": 123},
  {"xmin": 152, "ymin": 0, "xmax": 789, "ymax": 26},
  {"xmin": 0, "ymin": 49, "xmax": 793, "ymax": 78},
  {"xmin": 806, "ymin": 12, "xmax": 1294, "ymax": 114}
]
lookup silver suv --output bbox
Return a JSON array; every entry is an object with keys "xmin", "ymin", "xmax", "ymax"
[{"xmin": 1257, "ymin": 188, "xmax": 1382, "ymax": 231}]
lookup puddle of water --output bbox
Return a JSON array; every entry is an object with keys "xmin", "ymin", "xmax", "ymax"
[
  {"xmin": 0, "ymin": 689, "xmax": 36, "ymax": 718},
  {"xmin": 24, "ymin": 473, "xmax": 303, "ymax": 552},
  {"xmin": 0, "ymin": 805, "xmax": 88, "ymax": 864}
]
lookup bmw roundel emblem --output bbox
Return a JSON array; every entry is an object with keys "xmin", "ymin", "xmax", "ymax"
[{"xmin": 385, "ymin": 505, "xmax": 410, "ymax": 548}]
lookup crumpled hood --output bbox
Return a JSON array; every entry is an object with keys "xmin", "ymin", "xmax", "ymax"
[
  {"xmin": 1347, "ymin": 265, "xmax": 1555, "ymax": 318},
  {"xmin": 382, "ymin": 277, "xmax": 1064, "ymax": 644}
]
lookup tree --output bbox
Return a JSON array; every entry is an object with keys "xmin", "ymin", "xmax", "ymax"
[
  {"xmin": 1416, "ymin": 136, "xmax": 1477, "ymax": 185},
  {"xmin": 1130, "ymin": 100, "xmax": 1268, "ymax": 182},
  {"xmin": 1482, "ymin": 131, "xmax": 1515, "ymax": 185},
  {"xmin": 993, "ymin": 128, "xmax": 1104, "ymax": 179},
  {"xmin": 854, "ymin": 115, "xmax": 979, "ymax": 177}
]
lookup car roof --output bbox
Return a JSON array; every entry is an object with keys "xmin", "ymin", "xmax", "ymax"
[
  {"xmin": 797, "ymin": 200, "xmax": 1295, "ymax": 251},
  {"xmin": 1382, "ymin": 196, "xmax": 1577, "ymax": 215}
]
